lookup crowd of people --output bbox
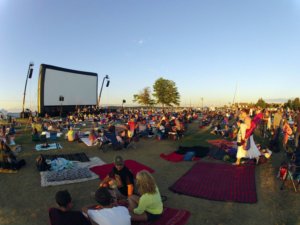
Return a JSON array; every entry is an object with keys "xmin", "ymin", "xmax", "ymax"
[
  {"xmin": 2, "ymin": 105, "xmax": 300, "ymax": 224},
  {"xmin": 29, "ymin": 108, "xmax": 198, "ymax": 150},
  {"xmin": 207, "ymin": 107, "xmax": 300, "ymax": 165}
]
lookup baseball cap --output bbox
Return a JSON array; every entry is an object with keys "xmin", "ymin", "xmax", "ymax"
[{"xmin": 114, "ymin": 155, "xmax": 124, "ymax": 166}]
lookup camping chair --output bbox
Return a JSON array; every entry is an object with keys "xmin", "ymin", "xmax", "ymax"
[
  {"xmin": 279, "ymin": 162, "xmax": 300, "ymax": 192},
  {"xmin": 103, "ymin": 131, "xmax": 123, "ymax": 150},
  {"xmin": 32, "ymin": 134, "xmax": 40, "ymax": 142},
  {"xmin": 40, "ymin": 134, "xmax": 47, "ymax": 142},
  {"xmin": 96, "ymin": 136, "xmax": 112, "ymax": 152},
  {"xmin": 125, "ymin": 132, "xmax": 137, "ymax": 149},
  {"xmin": 50, "ymin": 132, "xmax": 57, "ymax": 141}
]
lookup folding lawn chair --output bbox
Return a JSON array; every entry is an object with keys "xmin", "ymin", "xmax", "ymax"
[
  {"xmin": 96, "ymin": 136, "xmax": 112, "ymax": 152},
  {"xmin": 50, "ymin": 132, "xmax": 57, "ymax": 141},
  {"xmin": 102, "ymin": 131, "xmax": 123, "ymax": 150},
  {"xmin": 279, "ymin": 162, "xmax": 300, "ymax": 192}
]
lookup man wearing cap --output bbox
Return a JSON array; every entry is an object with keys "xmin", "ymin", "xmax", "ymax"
[{"xmin": 100, "ymin": 156, "xmax": 134, "ymax": 199}]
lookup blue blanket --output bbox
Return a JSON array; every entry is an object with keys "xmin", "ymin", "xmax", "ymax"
[{"xmin": 35, "ymin": 143, "xmax": 62, "ymax": 151}]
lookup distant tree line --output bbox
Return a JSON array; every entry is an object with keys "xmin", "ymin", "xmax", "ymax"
[
  {"xmin": 133, "ymin": 77, "xmax": 180, "ymax": 108},
  {"xmin": 255, "ymin": 97, "xmax": 300, "ymax": 110}
]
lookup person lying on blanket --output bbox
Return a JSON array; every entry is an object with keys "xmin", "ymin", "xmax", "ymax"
[
  {"xmin": 49, "ymin": 190, "xmax": 91, "ymax": 225},
  {"xmin": 128, "ymin": 170, "xmax": 163, "ymax": 222},
  {"xmin": 82, "ymin": 187, "xmax": 131, "ymax": 225},
  {"xmin": 99, "ymin": 155, "xmax": 134, "ymax": 201},
  {"xmin": 41, "ymin": 140, "xmax": 50, "ymax": 148}
]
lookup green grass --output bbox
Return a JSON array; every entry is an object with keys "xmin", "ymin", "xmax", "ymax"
[{"xmin": 1, "ymin": 120, "xmax": 300, "ymax": 225}]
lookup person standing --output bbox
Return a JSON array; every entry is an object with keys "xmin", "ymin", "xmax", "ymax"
[
  {"xmin": 273, "ymin": 109, "xmax": 283, "ymax": 139},
  {"xmin": 240, "ymin": 108, "xmax": 261, "ymax": 163},
  {"xmin": 294, "ymin": 110, "xmax": 300, "ymax": 149},
  {"xmin": 233, "ymin": 120, "xmax": 248, "ymax": 165}
]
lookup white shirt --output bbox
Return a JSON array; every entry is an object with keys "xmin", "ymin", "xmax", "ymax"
[{"xmin": 88, "ymin": 206, "xmax": 131, "ymax": 225}]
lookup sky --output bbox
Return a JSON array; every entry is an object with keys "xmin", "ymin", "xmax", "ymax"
[{"xmin": 1, "ymin": 0, "xmax": 300, "ymax": 111}]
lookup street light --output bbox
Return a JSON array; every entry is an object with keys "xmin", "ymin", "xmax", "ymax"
[
  {"xmin": 122, "ymin": 99, "xmax": 126, "ymax": 112},
  {"xmin": 98, "ymin": 75, "xmax": 110, "ymax": 107},
  {"xmin": 21, "ymin": 62, "xmax": 34, "ymax": 118},
  {"xmin": 59, "ymin": 95, "xmax": 64, "ymax": 117}
]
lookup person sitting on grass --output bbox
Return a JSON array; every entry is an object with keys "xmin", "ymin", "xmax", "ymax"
[
  {"xmin": 99, "ymin": 155, "xmax": 134, "ymax": 201},
  {"xmin": 83, "ymin": 187, "xmax": 131, "ymax": 225},
  {"xmin": 32, "ymin": 128, "xmax": 40, "ymax": 141},
  {"xmin": 104, "ymin": 126, "xmax": 123, "ymax": 150},
  {"xmin": 49, "ymin": 190, "xmax": 91, "ymax": 225},
  {"xmin": 128, "ymin": 170, "xmax": 163, "ymax": 222},
  {"xmin": 67, "ymin": 126, "xmax": 78, "ymax": 142},
  {"xmin": 89, "ymin": 129, "xmax": 98, "ymax": 146},
  {"xmin": 0, "ymin": 140, "xmax": 25, "ymax": 170}
]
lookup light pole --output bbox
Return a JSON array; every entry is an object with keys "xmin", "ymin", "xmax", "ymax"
[
  {"xmin": 21, "ymin": 62, "xmax": 34, "ymax": 118},
  {"xmin": 201, "ymin": 97, "xmax": 204, "ymax": 111},
  {"xmin": 98, "ymin": 75, "xmax": 110, "ymax": 107},
  {"xmin": 59, "ymin": 95, "xmax": 64, "ymax": 117},
  {"xmin": 122, "ymin": 99, "xmax": 126, "ymax": 113}
]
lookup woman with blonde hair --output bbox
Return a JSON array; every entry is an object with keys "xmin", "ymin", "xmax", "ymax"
[{"xmin": 128, "ymin": 170, "xmax": 163, "ymax": 222}]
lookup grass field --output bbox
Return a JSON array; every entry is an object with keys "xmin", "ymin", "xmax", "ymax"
[{"xmin": 1, "ymin": 120, "xmax": 300, "ymax": 225}]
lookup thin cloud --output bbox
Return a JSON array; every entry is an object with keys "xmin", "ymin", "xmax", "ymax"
[{"xmin": 138, "ymin": 39, "xmax": 144, "ymax": 45}]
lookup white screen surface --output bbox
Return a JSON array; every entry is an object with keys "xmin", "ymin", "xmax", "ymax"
[{"xmin": 44, "ymin": 68, "xmax": 97, "ymax": 106}]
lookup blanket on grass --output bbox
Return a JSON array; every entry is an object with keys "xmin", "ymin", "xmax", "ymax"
[
  {"xmin": 80, "ymin": 137, "xmax": 96, "ymax": 147},
  {"xmin": 35, "ymin": 143, "xmax": 62, "ymax": 151},
  {"xmin": 133, "ymin": 207, "xmax": 190, "ymax": 225},
  {"xmin": 160, "ymin": 146, "xmax": 210, "ymax": 162},
  {"xmin": 169, "ymin": 161, "xmax": 257, "ymax": 203},
  {"xmin": 40, "ymin": 157, "xmax": 105, "ymax": 187},
  {"xmin": 207, "ymin": 139, "xmax": 236, "ymax": 148},
  {"xmin": 42, "ymin": 152, "xmax": 90, "ymax": 162},
  {"xmin": 90, "ymin": 160, "xmax": 155, "ymax": 179}
]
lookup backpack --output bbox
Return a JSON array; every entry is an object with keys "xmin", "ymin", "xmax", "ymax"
[{"xmin": 36, "ymin": 155, "xmax": 50, "ymax": 171}]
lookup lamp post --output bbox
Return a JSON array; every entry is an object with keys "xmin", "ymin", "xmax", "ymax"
[
  {"xmin": 122, "ymin": 99, "xmax": 126, "ymax": 113},
  {"xmin": 59, "ymin": 95, "xmax": 64, "ymax": 117},
  {"xmin": 98, "ymin": 75, "xmax": 110, "ymax": 107},
  {"xmin": 21, "ymin": 62, "xmax": 34, "ymax": 118}
]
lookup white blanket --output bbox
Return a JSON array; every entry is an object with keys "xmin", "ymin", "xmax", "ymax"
[
  {"xmin": 80, "ymin": 137, "xmax": 96, "ymax": 147},
  {"xmin": 40, "ymin": 157, "xmax": 106, "ymax": 187}
]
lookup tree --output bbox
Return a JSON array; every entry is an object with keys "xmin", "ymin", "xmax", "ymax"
[
  {"xmin": 133, "ymin": 87, "xmax": 155, "ymax": 107},
  {"xmin": 292, "ymin": 97, "xmax": 300, "ymax": 110},
  {"xmin": 153, "ymin": 77, "xmax": 180, "ymax": 108},
  {"xmin": 256, "ymin": 98, "xmax": 267, "ymax": 109},
  {"xmin": 284, "ymin": 99, "xmax": 293, "ymax": 110}
]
